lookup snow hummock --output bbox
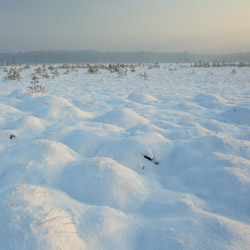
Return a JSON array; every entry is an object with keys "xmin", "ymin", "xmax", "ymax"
[
  {"xmin": 95, "ymin": 107, "xmax": 149, "ymax": 128},
  {"xmin": 58, "ymin": 157, "xmax": 147, "ymax": 211},
  {"xmin": 0, "ymin": 64, "xmax": 250, "ymax": 250},
  {"xmin": 217, "ymin": 106, "xmax": 250, "ymax": 125},
  {"xmin": 127, "ymin": 92, "xmax": 158, "ymax": 104},
  {"xmin": 17, "ymin": 94, "xmax": 94, "ymax": 122}
]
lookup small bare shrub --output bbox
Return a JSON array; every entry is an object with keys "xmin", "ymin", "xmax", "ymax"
[
  {"xmin": 5, "ymin": 68, "xmax": 21, "ymax": 81},
  {"xmin": 87, "ymin": 65, "xmax": 99, "ymax": 74},
  {"xmin": 231, "ymin": 69, "xmax": 237, "ymax": 74},
  {"xmin": 52, "ymin": 69, "xmax": 60, "ymax": 77},
  {"xmin": 48, "ymin": 65, "xmax": 55, "ymax": 71},
  {"xmin": 139, "ymin": 72, "xmax": 148, "ymax": 80},
  {"xmin": 29, "ymin": 76, "xmax": 45, "ymax": 93},
  {"xmin": 108, "ymin": 64, "xmax": 127, "ymax": 76}
]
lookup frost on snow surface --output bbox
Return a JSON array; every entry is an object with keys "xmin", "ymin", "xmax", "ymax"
[{"xmin": 0, "ymin": 65, "xmax": 250, "ymax": 250}]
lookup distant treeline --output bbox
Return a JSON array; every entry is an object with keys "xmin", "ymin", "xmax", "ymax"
[{"xmin": 0, "ymin": 51, "xmax": 250, "ymax": 64}]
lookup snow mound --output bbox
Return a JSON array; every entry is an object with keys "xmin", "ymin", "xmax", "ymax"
[
  {"xmin": 0, "ymin": 139, "xmax": 81, "ymax": 187},
  {"xmin": 165, "ymin": 134, "xmax": 250, "ymax": 174},
  {"xmin": 58, "ymin": 157, "xmax": 147, "ymax": 211},
  {"xmin": 8, "ymin": 89, "xmax": 32, "ymax": 100},
  {"xmin": 133, "ymin": 210, "xmax": 250, "ymax": 250},
  {"xmin": 102, "ymin": 131, "xmax": 172, "ymax": 173},
  {"xmin": 180, "ymin": 154, "xmax": 250, "ymax": 221},
  {"xmin": 95, "ymin": 107, "xmax": 149, "ymax": 128},
  {"xmin": 7, "ymin": 115, "xmax": 47, "ymax": 132},
  {"xmin": 1, "ymin": 139, "xmax": 79, "ymax": 167},
  {"xmin": 0, "ymin": 103, "xmax": 22, "ymax": 117},
  {"xmin": 127, "ymin": 92, "xmax": 158, "ymax": 104},
  {"xmin": 17, "ymin": 94, "xmax": 94, "ymax": 122},
  {"xmin": 0, "ymin": 185, "xmax": 88, "ymax": 250},
  {"xmin": 0, "ymin": 184, "xmax": 132, "ymax": 250},
  {"xmin": 193, "ymin": 93, "xmax": 229, "ymax": 109},
  {"xmin": 174, "ymin": 102, "xmax": 207, "ymax": 111},
  {"xmin": 217, "ymin": 106, "xmax": 250, "ymax": 125},
  {"xmin": 61, "ymin": 125, "xmax": 123, "ymax": 157}
]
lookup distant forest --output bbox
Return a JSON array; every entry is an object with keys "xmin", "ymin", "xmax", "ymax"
[{"xmin": 0, "ymin": 51, "xmax": 250, "ymax": 64}]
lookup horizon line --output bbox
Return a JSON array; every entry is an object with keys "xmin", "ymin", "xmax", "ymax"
[{"xmin": 1, "ymin": 50, "xmax": 250, "ymax": 55}]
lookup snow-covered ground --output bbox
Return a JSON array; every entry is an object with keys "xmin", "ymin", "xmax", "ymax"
[{"xmin": 0, "ymin": 64, "xmax": 250, "ymax": 250}]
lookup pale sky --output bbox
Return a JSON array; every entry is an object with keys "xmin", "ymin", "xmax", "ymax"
[{"xmin": 1, "ymin": 0, "xmax": 250, "ymax": 53}]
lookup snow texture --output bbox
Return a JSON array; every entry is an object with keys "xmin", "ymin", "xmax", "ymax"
[{"xmin": 0, "ymin": 64, "xmax": 250, "ymax": 250}]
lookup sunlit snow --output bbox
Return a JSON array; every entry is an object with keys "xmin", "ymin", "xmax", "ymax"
[{"xmin": 0, "ymin": 64, "xmax": 250, "ymax": 250}]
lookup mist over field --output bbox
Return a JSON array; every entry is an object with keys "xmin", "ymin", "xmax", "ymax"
[
  {"xmin": 1, "ymin": 0, "xmax": 250, "ymax": 54},
  {"xmin": 1, "ymin": 50, "xmax": 250, "ymax": 64}
]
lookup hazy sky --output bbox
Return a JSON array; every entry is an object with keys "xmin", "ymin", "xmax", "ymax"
[{"xmin": 1, "ymin": 0, "xmax": 250, "ymax": 53}]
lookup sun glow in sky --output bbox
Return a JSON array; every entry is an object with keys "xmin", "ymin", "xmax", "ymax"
[{"xmin": 1, "ymin": 0, "xmax": 250, "ymax": 53}]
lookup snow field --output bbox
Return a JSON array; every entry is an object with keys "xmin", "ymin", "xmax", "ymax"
[{"xmin": 0, "ymin": 64, "xmax": 250, "ymax": 249}]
